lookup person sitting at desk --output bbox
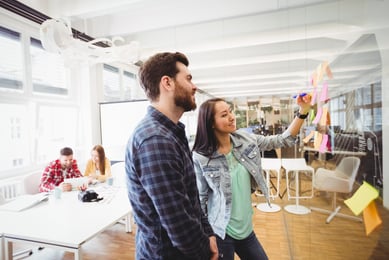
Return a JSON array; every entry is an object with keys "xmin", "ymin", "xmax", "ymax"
[
  {"xmin": 39, "ymin": 147, "xmax": 83, "ymax": 192},
  {"xmin": 84, "ymin": 145, "xmax": 111, "ymax": 183}
]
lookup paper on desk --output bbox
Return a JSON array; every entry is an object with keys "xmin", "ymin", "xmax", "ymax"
[
  {"xmin": 344, "ymin": 181, "xmax": 379, "ymax": 216},
  {"xmin": 0, "ymin": 193, "xmax": 49, "ymax": 212},
  {"xmin": 363, "ymin": 201, "xmax": 382, "ymax": 236}
]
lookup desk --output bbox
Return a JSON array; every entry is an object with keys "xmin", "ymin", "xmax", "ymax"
[
  {"xmin": 282, "ymin": 158, "xmax": 314, "ymax": 215},
  {"xmin": 303, "ymin": 147, "xmax": 367, "ymax": 156},
  {"xmin": 0, "ymin": 185, "xmax": 132, "ymax": 260}
]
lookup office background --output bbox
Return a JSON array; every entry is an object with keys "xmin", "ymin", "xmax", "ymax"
[{"xmin": 0, "ymin": 0, "xmax": 388, "ymax": 209}]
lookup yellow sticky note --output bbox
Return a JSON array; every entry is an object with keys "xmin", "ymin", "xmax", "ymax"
[
  {"xmin": 344, "ymin": 181, "xmax": 379, "ymax": 216},
  {"xmin": 363, "ymin": 201, "xmax": 382, "ymax": 236}
]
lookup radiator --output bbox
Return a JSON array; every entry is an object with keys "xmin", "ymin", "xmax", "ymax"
[{"xmin": 0, "ymin": 180, "xmax": 23, "ymax": 201}]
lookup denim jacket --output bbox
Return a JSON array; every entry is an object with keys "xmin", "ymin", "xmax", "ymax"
[{"xmin": 193, "ymin": 129, "xmax": 296, "ymax": 239}]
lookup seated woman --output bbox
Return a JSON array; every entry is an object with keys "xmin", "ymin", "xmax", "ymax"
[{"xmin": 84, "ymin": 145, "xmax": 112, "ymax": 183}]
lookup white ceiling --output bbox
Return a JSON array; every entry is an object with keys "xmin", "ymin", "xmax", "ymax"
[{"xmin": 21, "ymin": 0, "xmax": 389, "ymax": 105}]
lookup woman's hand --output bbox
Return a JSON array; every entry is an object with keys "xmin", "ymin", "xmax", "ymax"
[{"xmin": 296, "ymin": 93, "xmax": 312, "ymax": 114}]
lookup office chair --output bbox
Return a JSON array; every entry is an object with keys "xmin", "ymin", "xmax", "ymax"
[{"xmin": 311, "ymin": 156, "xmax": 363, "ymax": 223}]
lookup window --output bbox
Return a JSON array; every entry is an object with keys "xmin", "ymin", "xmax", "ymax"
[
  {"xmin": 0, "ymin": 23, "xmax": 78, "ymax": 178},
  {"xmin": 0, "ymin": 103, "xmax": 31, "ymax": 171},
  {"xmin": 30, "ymin": 38, "xmax": 68, "ymax": 95},
  {"xmin": 0, "ymin": 26, "xmax": 23, "ymax": 92},
  {"xmin": 103, "ymin": 64, "xmax": 142, "ymax": 101},
  {"xmin": 103, "ymin": 64, "xmax": 120, "ymax": 101},
  {"xmin": 123, "ymin": 70, "xmax": 136, "ymax": 100}
]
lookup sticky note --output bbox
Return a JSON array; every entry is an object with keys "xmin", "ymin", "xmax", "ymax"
[
  {"xmin": 363, "ymin": 201, "xmax": 382, "ymax": 236},
  {"xmin": 319, "ymin": 134, "xmax": 328, "ymax": 153},
  {"xmin": 320, "ymin": 82, "xmax": 329, "ymax": 102},
  {"xmin": 312, "ymin": 107, "xmax": 322, "ymax": 125},
  {"xmin": 344, "ymin": 181, "xmax": 379, "ymax": 216}
]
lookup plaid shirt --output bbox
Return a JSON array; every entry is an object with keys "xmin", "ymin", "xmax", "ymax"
[
  {"xmin": 39, "ymin": 159, "xmax": 82, "ymax": 192},
  {"xmin": 126, "ymin": 106, "xmax": 214, "ymax": 260}
]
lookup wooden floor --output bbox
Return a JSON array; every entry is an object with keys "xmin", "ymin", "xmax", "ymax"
[{"xmin": 16, "ymin": 174, "xmax": 389, "ymax": 260}]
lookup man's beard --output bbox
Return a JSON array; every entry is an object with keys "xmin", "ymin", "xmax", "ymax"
[{"xmin": 174, "ymin": 81, "xmax": 197, "ymax": 112}]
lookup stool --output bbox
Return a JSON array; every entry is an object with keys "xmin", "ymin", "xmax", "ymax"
[
  {"xmin": 281, "ymin": 158, "xmax": 314, "ymax": 215},
  {"xmin": 256, "ymin": 158, "xmax": 282, "ymax": 213}
]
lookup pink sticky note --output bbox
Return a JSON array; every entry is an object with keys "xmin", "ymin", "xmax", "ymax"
[
  {"xmin": 312, "ymin": 107, "xmax": 322, "ymax": 124},
  {"xmin": 319, "ymin": 134, "xmax": 328, "ymax": 153},
  {"xmin": 320, "ymin": 82, "xmax": 328, "ymax": 102},
  {"xmin": 311, "ymin": 89, "xmax": 317, "ymax": 106}
]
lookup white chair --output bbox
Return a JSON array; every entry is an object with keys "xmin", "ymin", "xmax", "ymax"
[
  {"xmin": 256, "ymin": 158, "xmax": 282, "ymax": 212},
  {"xmin": 111, "ymin": 161, "xmax": 127, "ymax": 188},
  {"xmin": 23, "ymin": 171, "xmax": 42, "ymax": 195},
  {"xmin": 311, "ymin": 156, "xmax": 363, "ymax": 223},
  {"xmin": 282, "ymin": 158, "xmax": 315, "ymax": 215}
]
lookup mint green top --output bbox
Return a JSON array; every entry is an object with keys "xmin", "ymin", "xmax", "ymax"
[{"xmin": 225, "ymin": 151, "xmax": 253, "ymax": 239}]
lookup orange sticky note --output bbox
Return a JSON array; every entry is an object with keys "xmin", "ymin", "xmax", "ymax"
[
  {"xmin": 314, "ymin": 131, "xmax": 322, "ymax": 150},
  {"xmin": 320, "ymin": 107, "xmax": 328, "ymax": 126},
  {"xmin": 303, "ymin": 130, "xmax": 315, "ymax": 143},
  {"xmin": 323, "ymin": 61, "xmax": 333, "ymax": 79},
  {"xmin": 363, "ymin": 201, "xmax": 382, "ymax": 236}
]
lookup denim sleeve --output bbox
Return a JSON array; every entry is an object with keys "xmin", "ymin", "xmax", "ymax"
[
  {"xmin": 193, "ymin": 157, "xmax": 209, "ymax": 216},
  {"xmin": 254, "ymin": 129, "xmax": 297, "ymax": 150}
]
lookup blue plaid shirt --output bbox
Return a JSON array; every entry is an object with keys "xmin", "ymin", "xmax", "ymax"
[{"xmin": 126, "ymin": 106, "xmax": 214, "ymax": 260}]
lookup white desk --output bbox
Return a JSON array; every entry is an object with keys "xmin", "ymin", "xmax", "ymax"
[
  {"xmin": 0, "ymin": 185, "xmax": 132, "ymax": 260},
  {"xmin": 281, "ymin": 158, "xmax": 314, "ymax": 215},
  {"xmin": 256, "ymin": 158, "xmax": 282, "ymax": 213}
]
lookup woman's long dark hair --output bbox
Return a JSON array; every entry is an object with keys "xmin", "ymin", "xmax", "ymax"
[
  {"xmin": 192, "ymin": 98, "xmax": 225, "ymax": 156},
  {"xmin": 93, "ymin": 145, "xmax": 106, "ymax": 175}
]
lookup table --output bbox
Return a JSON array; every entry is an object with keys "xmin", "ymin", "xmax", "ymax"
[
  {"xmin": 0, "ymin": 185, "xmax": 132, "ymax": 260},
  {"xmin": 281, "ymin": 158, "xmax": 314, "ymax": 215},
  {"xmin": 256, "ymin": 158, "xmax": 282, "ymax": 213}
]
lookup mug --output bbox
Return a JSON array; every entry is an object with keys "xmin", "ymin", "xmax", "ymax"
[
  {"xmin": 54, "ymin": 187, "xmax": 62, "ymax": 199},
  {"xmin": 107, "ymin": 177, "xmax": 114, "ymax": 186}
]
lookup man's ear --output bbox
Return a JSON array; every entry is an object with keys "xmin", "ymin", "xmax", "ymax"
[{"xmin": 161, "ymin": 76, "xmax": 173, "ymax": 91}]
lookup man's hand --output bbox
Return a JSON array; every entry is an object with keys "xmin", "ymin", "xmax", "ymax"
[
  {"xmin": 61, "ymin": 182, "xmax": 72, "ymax": 192},
  {"xmin": 209, "ymin": 236, "xmax": 218, "ymax": 260}
]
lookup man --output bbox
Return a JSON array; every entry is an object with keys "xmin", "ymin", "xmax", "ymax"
[
  {"xmin": 39, "ymin": 147, "xmax": 83, "ymax": 192},
  {"xmin": 126, "ymin": 52, "xmax": 218, "ymax": 259}
]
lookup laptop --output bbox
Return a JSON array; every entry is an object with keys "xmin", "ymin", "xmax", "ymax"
[{"xmin": 63, "ymin": 177, "xmax": 88, "ymax": 190}]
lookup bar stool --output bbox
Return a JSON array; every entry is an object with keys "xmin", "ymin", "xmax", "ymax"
[
  {"xmin": 281, "ymin": 158, "xmax": 314, "ymax": 215},
  {"xmin": 256, "ymin": 158, "xmax": 282, "ymax": 212}
]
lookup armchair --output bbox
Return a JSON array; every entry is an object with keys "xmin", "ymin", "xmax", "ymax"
[{"xmin": 311, "ymin": 156, "xmax": 363, "ymax": 223}]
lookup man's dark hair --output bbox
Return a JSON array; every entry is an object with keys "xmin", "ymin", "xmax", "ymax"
[
  {"xmin": 139, "ymin": 52, "xmax": 189, "ymax": 101},
  {"xmin": 60, "ymin": 147, "xmax": 73, "ymax": 156}
]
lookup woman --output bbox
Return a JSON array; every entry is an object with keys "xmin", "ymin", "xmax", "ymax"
[
  {"xmin": 192, "ymin": 96, "xmax": 311, "ymax": 260},
  {"xmin": 84, "ymin": 145, "xmax": 112, "ymax": 182}
]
